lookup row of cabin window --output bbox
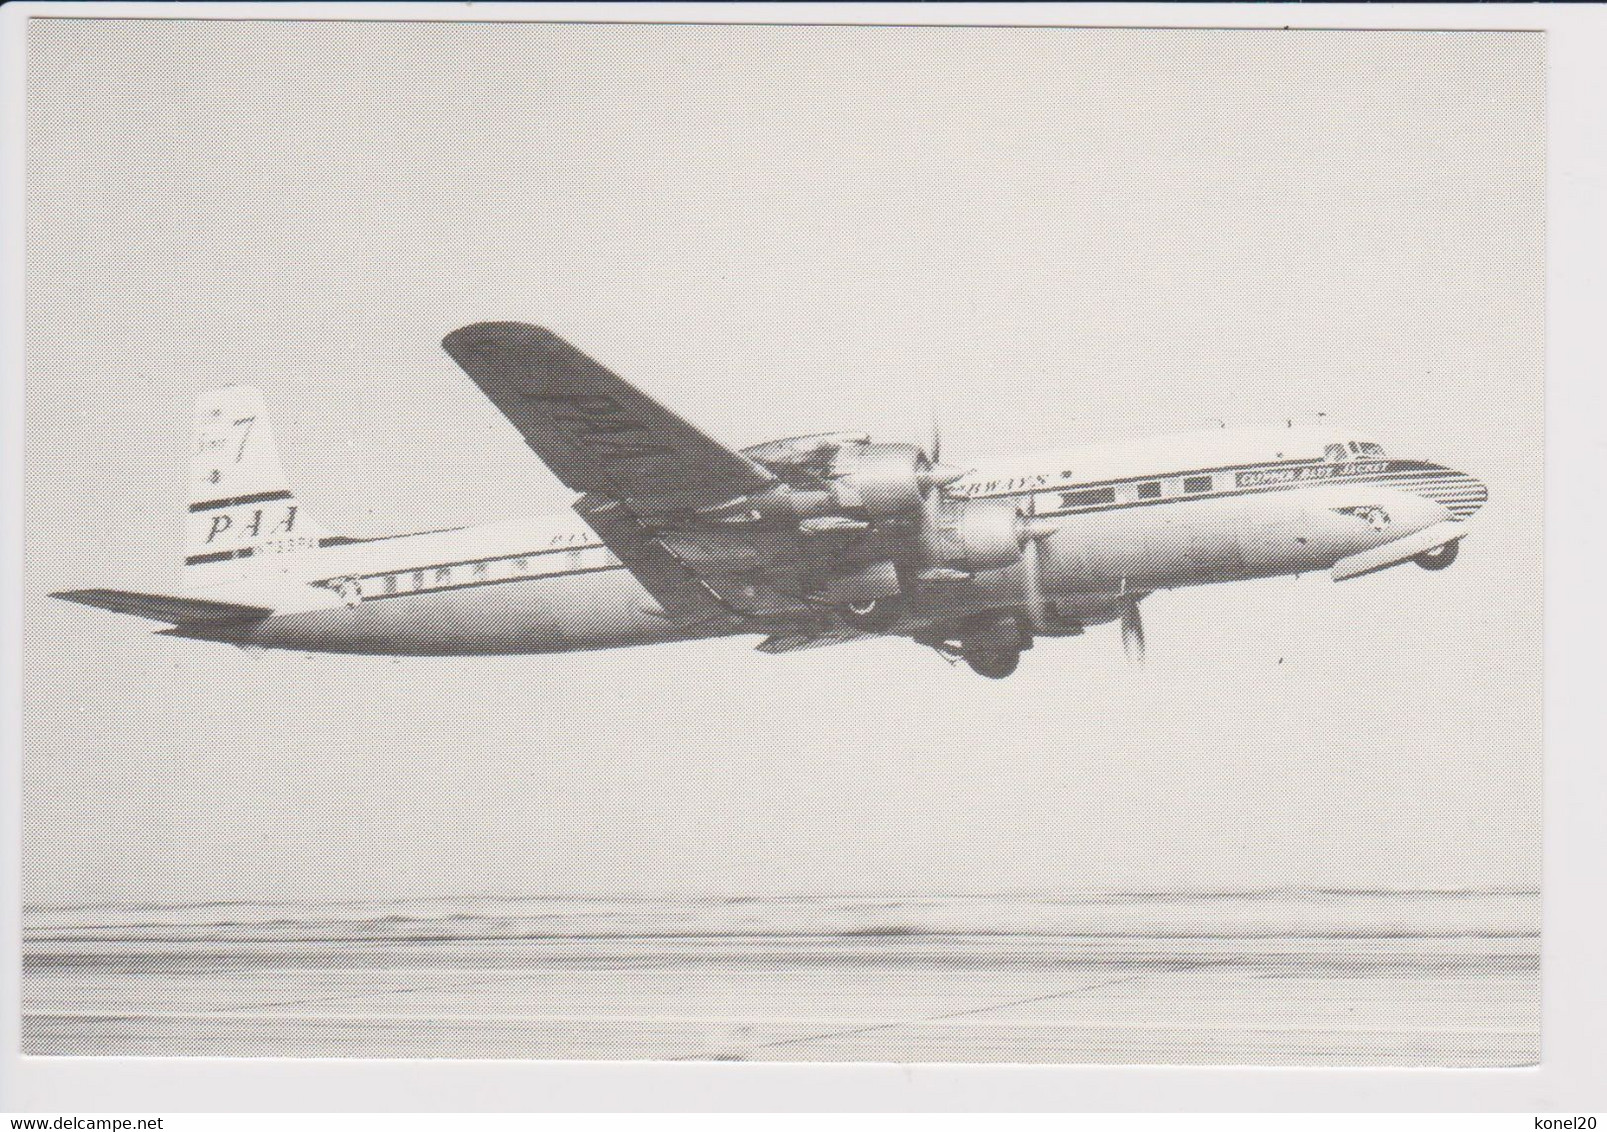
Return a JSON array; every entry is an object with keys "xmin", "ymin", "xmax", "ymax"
[
  {"xmin": 1059, "ymin": 475, "xmax": 1216, "ymax": 510},
  {"xmin": 370, "ymin": 550, "xmax": 600, "ymax": 594}
]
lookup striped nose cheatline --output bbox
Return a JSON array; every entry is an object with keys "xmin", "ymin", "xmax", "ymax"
[
  {"xmin": 1428, "ymin": 485, "xmax": 1488, "ymax": 520},
  {"xmin": 1366, "ymin": 467, "xmax": 1488, "ymax": 520},
  {"xmin": 1415, "ymin": 473, "xmax": 1488, "ymax": 520}
]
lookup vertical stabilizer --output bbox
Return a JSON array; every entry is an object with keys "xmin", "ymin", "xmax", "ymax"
[{"xmin": 185, "ymin": 387, "xmax": 328, "ymax": 591}]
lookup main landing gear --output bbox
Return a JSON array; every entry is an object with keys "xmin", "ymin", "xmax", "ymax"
[
  {"xmin": 965, "ymin": 642, "xmax": 1022, "ymax": 680},
  {"xmin": 926, "ymin": 614, "xmax": 1033, "ymax": 680},
  {"xmin": 839, "ymin": 595, "xmax": 905, "ymax": 631},
  {"xmin": 920, "ymin": 599, "xmax": 1148, "ymax": 678}
]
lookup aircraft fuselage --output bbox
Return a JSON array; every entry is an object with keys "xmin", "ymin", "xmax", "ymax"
[{"xmin": 171, "ymin": 440, "xmax": 1485, "ymax": 657}]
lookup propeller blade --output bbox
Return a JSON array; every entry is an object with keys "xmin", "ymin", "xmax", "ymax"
[
  {"xmin": 1022, "ymin": 533, "xmax": 1047, "ymax": 635},
  {"xmin": 919, "ymin": 462, "xmax": 969, "ymax": 490},
  {"xmin": 1017, "ymin": 516, "xmax": 1061, "ymax": 541},
  {"xmin": 916, "ymin": 410, "xmax": 968, "ymax": 492},
  {"xmin": 1120, "ymin": 600, "xmax": 1146, "ymax": 667}
]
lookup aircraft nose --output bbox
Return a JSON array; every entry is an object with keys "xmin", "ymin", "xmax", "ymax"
[
  {"xmin": 1427, "ymin": 467, "xmax": 1489, "ymax": 521},
  {"xmin": 1390, "ymin": 489, "xmax": 1454, "ymax": 533}
]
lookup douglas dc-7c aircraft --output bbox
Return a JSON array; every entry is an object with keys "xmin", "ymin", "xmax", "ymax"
[{"xmin": 54, "ymin": 323, "xmax": 1487, "ymax": 678}]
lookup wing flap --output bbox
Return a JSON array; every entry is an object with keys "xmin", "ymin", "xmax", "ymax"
[
  {"xmin": 577, "ymin": 497, "xmax": 819, "ymax": 621},
  {"xmin": 51, "ymin": 589, "xmax": 273, "ymax": 625},
  {"xmin": 572, "ymin": 495, "xmax": 736, "ymax": 622}
]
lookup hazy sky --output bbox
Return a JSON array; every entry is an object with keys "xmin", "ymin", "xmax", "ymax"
[{"xmin": 23, "ymin": 20, "xmax": 1543, "ymax": 904}]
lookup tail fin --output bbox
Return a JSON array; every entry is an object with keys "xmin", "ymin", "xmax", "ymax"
[{"xmin": 185, "ymin": 387, "xmax": 329, "ymax": 591}]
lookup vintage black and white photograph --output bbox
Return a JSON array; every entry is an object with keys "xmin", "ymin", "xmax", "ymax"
[{"xmin": 18, "ymin": 15, "xmax": 1543, "ymax": 1068}]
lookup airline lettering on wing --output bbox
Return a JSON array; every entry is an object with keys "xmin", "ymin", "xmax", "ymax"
[
  {"xmin": 530, "ymin": 392, "xmax": 676, "ymax": 463},
  {"xmin": 1236, "ymin": 461, "xmax": 1387, "ymax": 488}
]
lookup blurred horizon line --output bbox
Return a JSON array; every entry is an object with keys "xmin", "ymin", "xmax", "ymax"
[{"xmin": 22, "ymin": 884, "xmax": 1541, "ymax": 915}]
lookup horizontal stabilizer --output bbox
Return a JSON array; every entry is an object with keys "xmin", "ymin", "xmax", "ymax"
[
  {"xmin": 1331, "ymin": 521, "xmax": 1470, "ymax": 582},
  {"xmin": 51, "ymin": 589, "xmax": 273, "ymax": 625}
]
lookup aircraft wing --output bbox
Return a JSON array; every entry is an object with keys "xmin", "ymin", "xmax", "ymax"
[
  {"xmin": 441, "ymin": 323, "xmax": 777, "ymax": 518},
  {"xmin": 444, "ymin": 322, "xmax": 830, "ymax": 621},
  {"xmin": 571, "ymin": 494, "xmax": 740, "ymax": 622}
]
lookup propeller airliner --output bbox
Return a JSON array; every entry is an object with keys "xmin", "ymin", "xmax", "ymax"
[{"xmin": 53, "ymin": 323, "xmax": 1487, "ymax": 678}]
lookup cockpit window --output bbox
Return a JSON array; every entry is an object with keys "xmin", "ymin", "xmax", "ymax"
[{"xmin": 1328, "ymin": 441, "xmax": 1385, "ymax": 462}]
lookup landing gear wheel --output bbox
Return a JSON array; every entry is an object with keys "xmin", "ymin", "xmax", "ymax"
[
  {"xmin": 964, "ymin": 647, "xmax": 1021, "ymax": 680},
  {"xmin": 1414, "ymin": 541, "xmax": 1459, "ymax": 571},
  {"xmin": 841, "ymin": 596, "xmax": 903, "ymax": 630}
]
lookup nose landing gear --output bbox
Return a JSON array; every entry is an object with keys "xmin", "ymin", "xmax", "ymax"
[{"xmin": 1414, "ymin": 541, "xmax": 1459, "ymax": 571}]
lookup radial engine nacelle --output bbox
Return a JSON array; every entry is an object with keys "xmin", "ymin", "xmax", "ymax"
[
  {"xmin": 824, "ymin": 442, "xmax": 967, "ymax": 520},
  {"xmin": 720, "ymin": 439, "xmax": 968, "ymax": 526},
  {"xmin": 736, "ymin": 434, "xmax": 1054, "ymax": 580},
  {"xmin": 921, "ymin": 497, "xmax": 1059, "ymax": 574}
]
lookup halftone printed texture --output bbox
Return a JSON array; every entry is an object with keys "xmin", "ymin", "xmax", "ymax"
[
  {"xmin": 23, "ymin": 20, "xmax": 1542, "ymax": 1063},
  {"xmin": 25, "ymin": 891, "xmax": 1538, "ymax": 1064}
]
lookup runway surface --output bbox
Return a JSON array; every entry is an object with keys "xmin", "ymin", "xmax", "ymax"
[{"xmin": 23, "ymin": 890, "xmax": 1538, "ymax": 1064}]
